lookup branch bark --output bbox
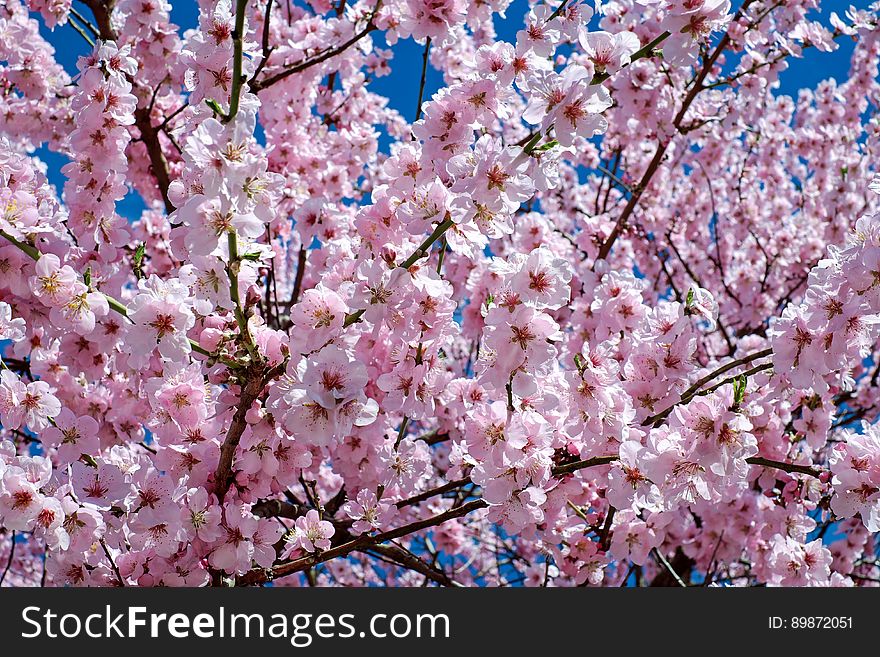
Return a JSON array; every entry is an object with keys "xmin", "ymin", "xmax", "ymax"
[
  {"xmin": 237, "ymin": 499, "xmax": 487, "ymax": 585},
  {"xmin": 641, "ymin": 347, "xmax": 773, "ymax": 426},
  {"xmin": 596, "ymin": 0, "xmax": 758, "ymax": 261},
  {"xmin": 0, "ymin": 530, "xmax": 15, "ymax": 587},
  {"xmin": 364, "ymin": 544, "xmax": 455, "ymax": 587},
  {"xmin": 249, "ymin": 7, "xmax": 380, "ymax": 92},
  {"xmin": 213, "ymin": 369, "xmax": 268, "ymax": 501},
  {"xmin": 84, "ymin": 0, "xmax": 174, "ymax": 214}
]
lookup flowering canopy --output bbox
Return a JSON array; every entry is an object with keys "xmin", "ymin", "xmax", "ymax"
[{"xmin": 0, "ymin": 0, "xmax": 879, "ymax": 587}]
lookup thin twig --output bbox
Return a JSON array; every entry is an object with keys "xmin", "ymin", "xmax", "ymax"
[
  {"xmin": 642, "ymin": 347, "xmax": 773, "ymax": 426},
  {"xmin": 99, "ymin": 538, "xmax": 125, "ymax": 587},
  {"xmin": 250, "ymin": 2, "xmax": 381, "ymax": 92},
  {"xmin": 653, "ymin": 548, "xmax": 687, "ymax": 587},
  {"xmin": 414, "ymin": 37, "xmax": 431, "ymax": 123}
]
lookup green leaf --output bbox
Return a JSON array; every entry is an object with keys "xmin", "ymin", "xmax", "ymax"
[
  {"xmin": 532, "ymin": 139, "xmax": 559, "ymax": 153},
  {"xmin": 83, "ymin": 266, "xmax": 91, "ymax": 287},
  {"xmin": 205, "ymin": 98, "xmax": 225, "ymax": 117},
  {"xmin": 733, "ymin": 373, "xmax": 747, "ymax": 407},
  {"xmin": 132, "ymin": 242, "xmax": 146, "ymax": 279},
  {"xmin": 522, "ymin": 132, "xmax": 543, "ymax": 154}
]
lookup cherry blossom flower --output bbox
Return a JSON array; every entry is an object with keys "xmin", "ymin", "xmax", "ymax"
[
  {"xmin": 41, "ymin": 408, "xmax": 100, "ymax": 465},
  {"xmin": 286, "ymin": 509, "xmax": 335, "ymax": 553},
  {"xmin": 343, "ymin": 489, "xmax": 395, "ymax": 535},
  {"xmin": 0, "ymin": 301, "xmax": 25, "ymax": 341},
  {"xmin": 0, "ymin": 0, "xmax": 876, "ymax": 590},
  {"xmin": 579, "ymin": 30, "xmax": 641, "ymax": 75}
]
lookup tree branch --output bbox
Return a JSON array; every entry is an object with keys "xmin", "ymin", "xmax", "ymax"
[
  {"xmin": 343, "ymin": 217, "xmax": 454, "ymax": 327},
  {"xmin": 642, "ymin": 347, "xmax": 773, "ymax": 426},
  {"xmin": 746, "ymin": 456, "xmax": 822, "ymax": 478},
  {"xmin": 213, "ymin": 369, "xmax": 270, "ymax": 501},
  {"xmin": 249, "ymin": 3, "xmax": 381, "ymax": 92},
  {"xmin": 596, "ymin": 1, "xmax": 757, "ymax": 261},
  {"xmin": 223, "ymin": 0, "xmax": 249, "ymax": 123},
  {"xmin": 100, "ymin": 538, "xmax": 125, "ymax": 587},
  {"xmin": 414, "ymin": 37, "xmax": 431, "ymax": 123},
  {"xmin": 84, "ymin": 0, "xmax": 175, "ymax": 214},
  {"xmin": 237, "ymin": 499, "xmax": 486, "ymax": 585},
  {"xmin": 364, "ymin": 544, "xmax": 455, "ymax": 587}
]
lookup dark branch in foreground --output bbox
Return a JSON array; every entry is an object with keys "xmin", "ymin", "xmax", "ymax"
[{"xmin": 236, "ymin": 450, "xmax": 822, "ymax": 585}]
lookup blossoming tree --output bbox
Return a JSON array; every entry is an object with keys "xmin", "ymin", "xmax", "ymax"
[{"xmin": 1, "ymin": 0, "xmax": 879, "ymax": 587}]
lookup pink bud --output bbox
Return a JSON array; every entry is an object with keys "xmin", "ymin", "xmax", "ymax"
[
  {"xmin": 199, "ymin": 327, "xmax": 223, "ymax": 352},
  {"xmin": 245, "ymin": 405, "xmax": 262, "ymax": 424}
]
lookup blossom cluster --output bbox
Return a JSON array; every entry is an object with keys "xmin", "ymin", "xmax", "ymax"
[{"xmin": 0, "ymin": 0, "xmax": 879, "ymax": 588}]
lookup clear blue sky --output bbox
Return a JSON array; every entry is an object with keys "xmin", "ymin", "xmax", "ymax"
[{"xmin": 30, "ymin": 0, "xmax": 867, "ymax": 218}]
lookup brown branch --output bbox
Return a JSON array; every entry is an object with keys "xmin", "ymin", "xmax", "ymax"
[
  {"xmin": 414, "ymin": 37, "xmax": 431, "ymax": 123},
  {"xmin": 596, "ymin": 0, "xmax": 757, "ymax": 261},
  {"xmin": 251, "ymin": 0, "xmax": 275, "ymax": 81},
  {"xmin": 364, "ymin": 544, "xmax": 454, "ymax": 587},
  {"xmin": 83, "ymin": 0, "xmax": 174, "ymax": 214},
  {"xmin": 650, "ymin": 548, "xmax": 693, "ymax": 587},
  {"xmin": 746, "ymin": 456, "xmax": 822, "ymax": 478},
  {"xmin": 395, "ymin": 477, "xmax": 472, "ymax": 508},
  {"xmin": 652, "ymin": 547, "xmax": 687, "ymax": 587},
  {"xmin": 135, "ymin": 115, "xmax": 175, "ymax": 213},
  {"xmin": 234, "ymin": 453, "xmax": 628, "ymax": 585},
  {"xmin": 696, "ymin": 362, "xmax": 773, "ymax": 398},
  {"xmin": 236, "ymin": 446, "xmax": 820, "ymax": 586},
  {"xmin": 213, "ymin": 369, "xmax": 269, "ymax": 501},
  {"xmin": 642, "ymin": 347, "xmax": 773, "ymax": 426},
  {"xmin": 416, "ymin": 429, "xmax": 450, "ymax": 446},
  {"xmin": 289, "ymin": 247, "xmax": 307, "ymax": 307},
  {"xmin": 237, "ymin": 499, "xmax": 487, "ymax": 585},
  {"xmin": 0, "ymin": 530, "xmax": 15, "ymax": 586},
  {"xmin": 252, "ymin": 499, "xmax": 308, "ymax": 519},
  {"xmin": 599, "ymin": 506, "xmax": 615, "ymax": 551},
  {"xmin": 342, "ymin": 216, "xmax": 454, "ymax": 327},
  {"xmin": 396, "ymin": 455, "xmax": 618, "ymax": 511},
  {"xmin": 99, "ymin": 538, "xmax": 125, "ymax": 587},
  {"xmin": 250, "ymin": 492, "xmax": 461, "ymax": 585},
  {"xmin": 551, "ymin": 455, "xmax": 618, "ymax": 477},
  {"xmin": 249, "ymin": 5, "xmax": 380, "ymax": 92}
]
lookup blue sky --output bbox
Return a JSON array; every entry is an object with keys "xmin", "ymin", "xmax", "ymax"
[{"xmin": 30, "ymin": 0, "xmax": 869, "ymax": 219}]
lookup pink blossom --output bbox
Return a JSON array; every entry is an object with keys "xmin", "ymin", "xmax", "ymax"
[
  {"xmin": 70, "ymin": 461, "xmax": 129, "ymax": 510},
  {"xmin": 830, "ymin": 423, "xmax": 880, "ymax": 532},
  {"xmin": 209, "ymin": 505, "xmax": 259, "ymax": 575},
  {"xmin": 344, "ymin": 489, "xmax": 395, "ymax": 535},
  {"xmin": 41, "ymin": 408, "xmax": 100, "ymax": 465},
  {"xmin": 181, "ymin": 487, "xmax": 224, "ymax": 542},
  {"xmin": 0, "ymin": 0, "xmax": 876, "ymax": 590},
  {"xmin": 29, "ymin": 254, "xmax": 77, "ymax": 306},
  {"xmin": 0, "ymin": 373, "xmax": 60, "ymax": 431},
  {"xmin": 0, "ymin": 301, "xmax": 25, "ymax": 341},
  {"xmin": 286, "ymin": 509, "xmax": 335, "ymax": 553},
  {"xmin": 125, "ymin": 275, "xmax": 195, "ymax": 368},
  {"xmin": 579, "ymin": 30, "xmax": 641, "ymax": 75}
]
